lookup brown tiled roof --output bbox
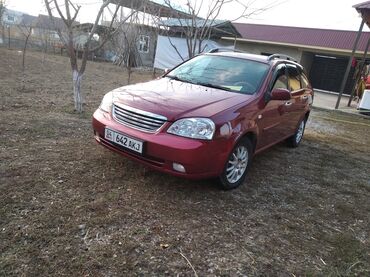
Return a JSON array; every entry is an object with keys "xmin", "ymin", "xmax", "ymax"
[
  {"xmin": 232, "ymin": 23, "xmax": 370, "ymax": 52},
  {"xmin": 20, "ymin": 14, "xmax": 38, "ymax": 27},
  {"xmin": 34, "ymin": 14, "xmax": 75, "ymax": 31}
]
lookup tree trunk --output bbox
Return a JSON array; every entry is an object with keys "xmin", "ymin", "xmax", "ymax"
[
  {"xmin": 42, "ymin": 37, "xmax": 48, "ymax": 64},
  {"xmin": 22, "ymin": 32, "xmax": 31, "ymax": 71},
  {"xmin": 1, "ymin": 25, "xmax": 4, "ymax": 44},
  {"xmin": 127, "ymin": 55, "xmax": 132, "ymax": 84},
  {"xmin": 73, "ymin": 70, "xmax": 83, "ymax": 113},
  {"xmin": 7, "ymin": 26, "xmax": 10, "ymax": 49}
]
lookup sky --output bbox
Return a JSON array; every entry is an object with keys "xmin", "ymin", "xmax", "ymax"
[{"xmin": 5, "ymin": 0, "xmax": 370, "ymax": 31}]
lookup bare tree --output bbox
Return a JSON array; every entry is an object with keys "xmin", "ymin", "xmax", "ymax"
[
  {"xmin": 110, "ymin": 4, "xmax": 148, "ymax": 84},
  {"xmin": 0, "ymin": 0, "xmax": 5, "ymax": 22},
  {"xmin": 37, "ymin": 26, "xmax": 52, "ymax": 60},
  {"xmin": 0, "ymin": 0, "xmax": 6, "ymax": 43},
  {"xmin": 162, "ymin": 0, "xmax": 278, "ymax": 59},
  {"xmin": 43, "ymin": 0, "xmax": 136, "ymax": 113},
  {"xmin": 120, "ymin": 23, "xmax": 139, "ymax": 84},
  {"xmin": 18, "ymin": 24, "xmax": 33, "ymax": 71}
]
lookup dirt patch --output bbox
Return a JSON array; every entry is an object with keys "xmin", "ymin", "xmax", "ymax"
[{"xmin": 0, "ymin": 48, "xmax": 369, "ymax": 276}]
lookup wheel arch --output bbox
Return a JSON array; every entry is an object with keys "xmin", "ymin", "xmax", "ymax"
[
  {"xmin": 239, "ymin": 131, "xmax": 257, "ymax": 154},
  {"xmin": 304, "ymin": 111, "xmax": 310, "ymax": 122}
]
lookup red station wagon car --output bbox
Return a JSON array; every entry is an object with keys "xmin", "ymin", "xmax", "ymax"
[{"xmin": 92, "ymin": 50, "xmax": 313, "ymax": 189}]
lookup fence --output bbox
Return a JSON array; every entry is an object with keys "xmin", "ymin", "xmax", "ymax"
[{"xmin": 0, "ymin": 24, "xmax": 66, "ymax": 55}]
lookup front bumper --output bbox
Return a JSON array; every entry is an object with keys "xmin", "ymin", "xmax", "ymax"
[{"xmin": 92, "ymin": 109, "xmax": 231, "ymax": 179}]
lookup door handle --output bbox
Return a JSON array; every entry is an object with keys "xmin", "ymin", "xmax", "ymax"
[{"xmin": 285, "ymin": 101, "xmax": 292, "ymax": 106}]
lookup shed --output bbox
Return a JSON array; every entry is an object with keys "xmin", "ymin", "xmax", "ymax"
[{"xmin": 223, "ymin": 23, "xmax": 370, "ymax": 94}]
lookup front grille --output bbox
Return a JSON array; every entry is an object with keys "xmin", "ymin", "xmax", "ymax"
[{"xmin": 113, "ymin": 103, "xmax": 167, "ymax": 132}]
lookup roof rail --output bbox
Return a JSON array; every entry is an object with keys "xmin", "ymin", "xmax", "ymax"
[
  {"xmin": 268, "ymin": 54, "xmax": 298, "ymax": 63},
  {"xmin": 207, "ymin": 48, "xmax": 244, "ymax": 53}
]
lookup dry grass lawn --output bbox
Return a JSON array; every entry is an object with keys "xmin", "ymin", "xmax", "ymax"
[{"xmin": 0, "ymin": 48, "xmax": 369, "ymax": 276}]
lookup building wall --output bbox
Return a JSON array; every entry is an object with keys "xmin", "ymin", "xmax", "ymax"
[
  {"xmin": 229, "ymin": 39, "xmax": 357, "ymax": 94},
  {"xmin": 235, "ymin": 41, "xmax": 303, "ymax": 62}
]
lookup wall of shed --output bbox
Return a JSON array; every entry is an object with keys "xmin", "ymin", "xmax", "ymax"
[
  {"xmin": 234, "ymin": 41, "xmax": 303, "ymax": 61},
  {"xmin": 300, "ymin": 51, "xmax": 314, "ymax": 73},
  {"xmin": 137, "ymin": 29, "xmax": 157, "ymax": 67},
  {"xmin": 113, "ymin": 24, "xmax": 158, "ymax": 67}
]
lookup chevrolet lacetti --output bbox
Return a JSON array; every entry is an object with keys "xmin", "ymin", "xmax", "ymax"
[{"xmin": 92, "ymin": 51, "xmax": 313, "ymax": 189}]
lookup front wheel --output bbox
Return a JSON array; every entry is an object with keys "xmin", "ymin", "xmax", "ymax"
[
  {"xmin": 287, "ymin": 118, "xmax": 306, "ymax": 148},
  {"xmin": 219, "ymin": 138, "xmax": 253, "ymax": 190}
]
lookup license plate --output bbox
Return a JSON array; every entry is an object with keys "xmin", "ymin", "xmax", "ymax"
[{"xmin": 105, "ymin": 128, "xmax": 143, "ymax": 154}]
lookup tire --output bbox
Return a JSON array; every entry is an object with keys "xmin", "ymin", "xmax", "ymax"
[
  {"xmin": 287, "ymin": 118, "xmax": 306, "ymax": 148},
  {"xmin": 219, "ymin": 138, "xmax": 253, "ymax": 190}
]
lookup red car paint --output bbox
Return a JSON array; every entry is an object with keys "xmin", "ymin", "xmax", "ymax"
[{"xmin": 92, "ymin": 52, "xmax": 313, "ymax": 181}]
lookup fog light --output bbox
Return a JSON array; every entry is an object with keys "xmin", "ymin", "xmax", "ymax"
[
  {"xmin": 94, "ymin": 132, "xmax": 101, "ymax": 142},
  {"xmin": 173, "ymin": 163, "xmax": 186, "ymax": 173}
]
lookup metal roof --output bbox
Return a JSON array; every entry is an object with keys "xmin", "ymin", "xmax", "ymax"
[
  {"xmin": 159, "ymin": 18, "xmax": 227, "ymax": 28},
  {"xmin": 353, "ymin": 1, "xmax": 370, "ymax": 28},
  {"xmin": 354, "ymin": 1, "xmax": 370, "ymax": 10},
  {"xmin": 112, "ymin": 0, "xmax": 192, "ymax": 19},
  {"xmin": 73, "ymin": 23, "xmax": 114, "ymax": 35},
  {"xmin": 160, "ymin": 19, "xmax": 241, "ymax": 38},
  {"xmin": 232, "ymin": 23, "xmax": 370, "ymax": 52}
]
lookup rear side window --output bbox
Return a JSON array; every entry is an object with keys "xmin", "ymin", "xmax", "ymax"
[
  {"xmin": 272, "ymin": 64, "xmax": 288, "ymax": 90},
  {"xmin": 287, "ymin": 64, "xmax": 301, "ymax": 91},
  {"xmin": 301, "ymin": 73, "xmax": 310, "ymax": 88}
]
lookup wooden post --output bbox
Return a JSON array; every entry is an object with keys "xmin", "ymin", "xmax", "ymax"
[
  {"xmin": 348, "ymin": 37, "xmax": 370, "ymax": 106},
  {"xmin": 7, "ymin": 25, "xmax": 10, "ymax": 49},
  {"xmin": 335, "ymin": 19, "xmax": 365, "ymax": 109}
]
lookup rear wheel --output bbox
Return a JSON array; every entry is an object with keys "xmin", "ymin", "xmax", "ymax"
[
  {"xmin": 287, "ymin": 118, "xmax": 306, "ymax": 147},
  {"xmin": 219, "ymin": 138, "xmax": 253, "ymax": 190}
]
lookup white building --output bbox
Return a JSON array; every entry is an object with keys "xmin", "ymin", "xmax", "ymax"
[{"xmin": 1, "ymin": 8, "xmax": 23, "ymax": 26}]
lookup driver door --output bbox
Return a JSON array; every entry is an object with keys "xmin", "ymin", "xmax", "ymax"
[{"xmin": 256, "ymin": 64, "xmax": 291, "ymax": 149}]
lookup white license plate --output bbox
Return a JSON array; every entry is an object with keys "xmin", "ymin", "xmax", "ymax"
[{"xmin": 105, "ymin": 128, "xmax": 143, "ymax": 154}]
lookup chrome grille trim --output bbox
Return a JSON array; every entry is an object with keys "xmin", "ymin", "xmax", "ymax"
[{"xmin": 113, "ymin": 103, "xmax": 167, "ymax": 132}]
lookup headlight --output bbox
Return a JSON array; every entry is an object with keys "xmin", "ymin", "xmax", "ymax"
[
  {"xmin": 99, "ymin": 91, "xmax": 113, "ymax": 112},
  {"xmin": 167, "ymin": 118, "xmax": 215, "ymax": 140}
]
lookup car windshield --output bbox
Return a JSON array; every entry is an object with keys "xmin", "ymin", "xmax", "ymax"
[{"xmin": 166, "ymin": 55, "xmax": 270, "ymax": 94}]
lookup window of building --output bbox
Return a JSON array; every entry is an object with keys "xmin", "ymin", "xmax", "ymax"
[
  {"xmin": 138, "ymin": 35, "xmax": 149, "ymax": 53},
  {"xmin": 7, "ymin": 15, "xmax": 15, "ymax": 22},
  {"xmin": 50, "ymin": 31, "xmax": 59, "ymax": 39}
]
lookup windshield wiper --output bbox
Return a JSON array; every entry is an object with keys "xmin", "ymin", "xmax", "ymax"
[
  {"xmin": 196, "ymin": 82, "xmax": 233, "ymax": 91},
  {"xmin": 166, "ymin": 75, "xmax": 193, "ymax": 84},
  {"xmin": 166, "ymin": 75, "xmax": 182, "ymax": 81}
]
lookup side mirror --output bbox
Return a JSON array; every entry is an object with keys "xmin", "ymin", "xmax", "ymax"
[{"xmin": 270, "ymin": 88, "xmax": 291, "ymax": 101}]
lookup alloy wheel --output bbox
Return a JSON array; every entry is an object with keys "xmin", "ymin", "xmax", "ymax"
[
  {"xmin": 295, "ymin": 120, "xmax": 305, "ymax": 144},
  {"xmin": 226, "ymin": 145, "xmax": 248, "ymax": 184}
]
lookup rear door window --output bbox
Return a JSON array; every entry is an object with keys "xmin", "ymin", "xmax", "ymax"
[
  {"xmin": 301, "ymin": 72, "xmax": 310, "ymax": 88},
  {"xmin": 272, "ymin": 64, "xmax": 288, "ymax": 90},
  {"xmin": 287, "ymin": 64, "xmax": 302, "ymax": 91}
]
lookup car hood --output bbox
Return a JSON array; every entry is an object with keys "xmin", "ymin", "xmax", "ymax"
[{"xmin": 111, "ymin": 77, "xmax": 254, "ymax": 121}]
